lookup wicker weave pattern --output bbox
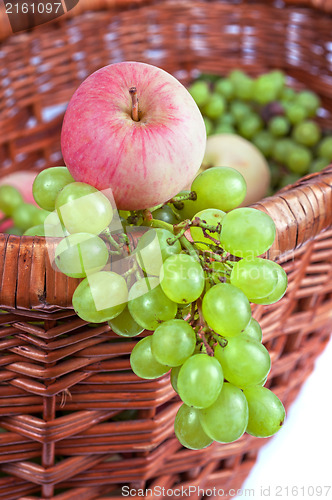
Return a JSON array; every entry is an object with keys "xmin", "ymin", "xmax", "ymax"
[
  {"xmin": 0, "ymin": 1, "xmax": 332, "ymax": 498},
  {"xmin": 1, "ymin": 1, "xmax": 332, "ymax": 177}
]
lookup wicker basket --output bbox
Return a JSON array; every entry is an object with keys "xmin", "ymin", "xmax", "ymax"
[{"xmin": 0, "ymin": 1, "xmax": 332, "ymax": 499}]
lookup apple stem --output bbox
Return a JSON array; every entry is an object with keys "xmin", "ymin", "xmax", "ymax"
[{"xmin": 129, "ymin": 87, "xmax": 139, "ymax": 122}]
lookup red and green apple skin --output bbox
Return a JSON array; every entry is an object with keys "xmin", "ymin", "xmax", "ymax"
[{"xmin": 61, "ymin": 61, "xmax": 206, "ymax": 210}]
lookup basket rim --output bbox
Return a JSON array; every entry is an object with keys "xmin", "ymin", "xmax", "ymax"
[{"xmin": 1, "ymin": 166, "xmax": 331, "ymax": 259}]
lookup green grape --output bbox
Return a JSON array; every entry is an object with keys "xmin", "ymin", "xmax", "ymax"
[
  {"xmin": 203, "ymin": 93, "xmax": 226, "ymax": 120},
  {"xmin": 202, "ymin": 283, "xmax": 251, "ymax": 337},
  {"xmin": 272, "ymin": 138, "xmax": 296, "ymax": 163},
  {"xmin": 55, "ymin": 233, "xmax": 109, "ymax": 278},
  {"xmin": 214, "ymin": 336, "xmax": 271, "ymax": 389},
  {"xmin": 253, "ymin": 261, "xmax": 287, "ymax": 305},
  {"xmin": 238, "ymin": 113, "xmax": 263, "ymax": 139},
  {"xmin": 32, "ymin": 209, "xmax": 51, "ymax": 226},
  {"xmin": 119, "ymin": 210, "xmax": 130, "ymax": 222},
  {"xmin": 240, "ymin": 318, "xmax": 263, "ymax": 342},
  {"xmin": 108, "ymin": 306, "xmax": 144, "ymax": 337},
  {"xmin": 233, "ymin": 75, "xmax": 254, "ymax": 101},
  {"xmin": 178, "ymin": 303, "xmax": 192, "ymax": 320},
  {"xmin": 171, "ymin": 191, "xmax": 199, "ymax": 221},
  {"xmin": 43, "ymin": 211, "xmax": 68, "ymax": 238},
  {"xmin": 198, "ymin": 73, "xmax": 220, "ymax": 83},
  {"xmin": 214, "ymin": 124, "xmax": 235, "ymax": 134},
  {"xmin": 174, "ymin": 404, "xmax": 213, "ymax": 450},
  {"xmin": 278, "ymin": 173, "xmax": 301, "ymax": 189},
  {"xmin": 309, "ymin": 157, "xmax": 330, "ymax": 173},
  {"xmin": 190, "ymin": 209, "xmax": 225, "ymax": 250},
  {"xmin": 268, "ymin": 116, "xmax": 290, "ymax": 137},
  {"xmin": 252, "ymin": 74, "xmax": 279, "ymax": 104},
  {"xmin": 220, "ymin": 207, "xmax": 276, "ymax": 258},
  {"xmin": 199, "ymin": 382, "xmax": 248, "ymax": 443},
  {"xmin": 285, "ymin": 103, "xmax": 307, "ymax": 125},
  {"xmin": 216, "ymin": 112, "xmax": 235, "ymax": 126},
  {"xmin": 281, "ymin": 87, "xmax": 296, "ymax": 102},
  {"xmin": 230, "ymin": 257, "xmax": 279, "ymax": 300},
  {"xmin": 269, "ymin": 70, "xmax": 285, "ymax": 93},
  {"xmin": 296, "ymin": 90, "xmax": 320, "ymax": 117},
  {"xmin": 23, "ymin": 224, "xmax": 46, "ymax": 236},
  {"xmin": 208, "ymin": 260, "xmax": 230, "ymax": 282},
  {"xmin": 170, "ymin": 365, "xmax": 181, "ymax": 393},
  {"xmin": 318, "ymin": 136, "xmax": 332, "ymax": 161},
  {"xmin": 0, "ymin": 185, "xmax": 23, "ymax": 216},
  {"xmin": 136, "ymin": 228, "xmax": 181, "ymax": 276},
  {"xmin": 151, "ymin": 319, "xmax": 196, "ymax": 367},
  {"xmin": 203, "ymin": 116, "xmax": 213, "ymax": 136},
  {"xmin": 286, "ymin": 146, "xmax": 312, "ymax": 174},
  {"xmin": 55, "ymin": 182, "xmax": 113, "ymax": 235},
  {"xmin": 160, "ymin": 254, "xmax": 205, "ymax": 305},
  {"xmin": 229, "ymin": 70, "xmax": 253, "ymax": 100},
  {"xmin": 32, "ymin": 167, "xmax": 74, "ymax": 211},
  {"xmin": 152, "ymin": 205, "xmax": 178, "ymax": 225},
  {"xmin": 258, "ymin": 375, "xmax": 268, "ymax": 386},
  {"xmin": 128, "ymin": 277, "xmax": 177, "ymax": 330},
  {"xmin": 188, "ymin": 81, "xmax": 210, "ymax": 108},
  {"xmin": 189, "ymin": 167, "xmax": 247, "ymax": 215},
  {"xmin": 252, "ymin": 130, "xmax": 275, "ymax": 157},
  {"xmin": 215, "ymin": 78, "xmax": 234, "ymax": 100},
  {"xmin": 72, "ymin": 271, "xmax": 128, "ymax": 323},
  {"xmin": 229, "ymin": 69, "xmax": 247, "ymax": 83},
  {"xmin": 177, "ymin": 354, "xmax": 223, "ymax": 409},
  {"xmin": 230, "ymin": 100, "xmax": 252, "ymax": 123},
  {"xmin": 293, "ymin": 121, "xmax": 321, "ymax": 147},
  {"xmin": 244, "ymin": 386, "xmax": 286, "ymax": 437},
  {"xmin": 269, "ymin": 162, "xmax": 282, "ymax": 188},
  {"xmin": 12, "ymin": 203, "xmax": 40, "ymax": 232},
  {"xmin": 4, "ymin": 226, "xmax": 23, "ymax": 236},
  {"xmin": 130, "ymin": 336, "xmax": 169, "ymax": 379}
]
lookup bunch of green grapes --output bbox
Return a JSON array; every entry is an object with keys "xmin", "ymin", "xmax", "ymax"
[
  {"xmin": 0, "ymin": 182, "xmax": 52, "ymax": 235},
  {"xmin": 30, "ymin": 165, "xmax": 286, "ymax": 450},
  {"xmin": 189, "ymin": 69, "xmax": 332, "ymax": 192}
]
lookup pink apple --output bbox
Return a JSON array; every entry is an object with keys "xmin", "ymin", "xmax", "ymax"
[{"xmin": 61, "ymin": 61, "xmax": 206, "ymax": 210}]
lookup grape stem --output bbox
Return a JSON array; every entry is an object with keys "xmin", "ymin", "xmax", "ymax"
[
  {"xmin": 210, "ymin": 332, "xmax": 228, "ymax": 348},
  {"xmin": 103, "ymin": 228, "xmax": 126, "ymax": 255},
  {"xmin": 196, "ymin": 297, "xmax": 204, "ymax": 325},
  {"xmin": 191, "ymin": 217, "xmax": 222, "ymax": 235},
  {"xmin": 179, "ymin": 236, "xmax": 200, "ymax": 261},
  {"xmin": 123, "ymin": 263, "xmax": 138, "ymax": 278},
  {"xmin": 142, "ymin": 209, "xmax": 153, "ymax": 222},
  {"xmin": 169, "ymin": 191, "xmax": 197, "ymax": 204},
  {"xmin": 197, "ymin": 326, "xmax": 214, "ymax": 356},
  {"xmin": 202, "ymin": 228, "xmax": 221, "ymax": 246},
  {"xmin": 166, "ymin": 227, "xmax": 188, "ymax": 246},
  {"xmin": 149, "ymin": 218, "xmax": 175, "ymax": 233},
  {"xmin": 129, "ymin": 87, "xmax": 139, "ymax": 122},
  {"xmin": 127, "ymin": 211, "xmax": 144, "ymax": 226}
]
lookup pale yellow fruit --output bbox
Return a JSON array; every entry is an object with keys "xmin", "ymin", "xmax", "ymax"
[{"xmin": 202, "ymin": 134, "xmax": 270, "ymax": 206}]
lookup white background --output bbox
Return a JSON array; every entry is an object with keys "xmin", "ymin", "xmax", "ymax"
[{"xmin": 236, "ymin": 336, "xmax": 332, "ymax": 499}]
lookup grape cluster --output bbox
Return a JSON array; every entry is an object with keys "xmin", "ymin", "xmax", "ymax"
[
  {"xmin": 189, "ymin": 69, "xmax": 332, "ymax": 191},
  {"xmin": 0, "ymin": 183, "xmax": 53, "ymax": 235},
  {"xmin": 28, "ymin": 164, "xmax": 286, "ymax": 450}
]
